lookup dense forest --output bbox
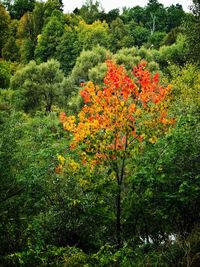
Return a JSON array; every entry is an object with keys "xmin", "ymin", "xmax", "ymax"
[{"xmin": 0, "ymin": 0, "xmax": 200, "ymax": 266}]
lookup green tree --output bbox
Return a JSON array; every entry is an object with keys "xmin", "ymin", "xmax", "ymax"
[
  {"xmin": 4, "ymin": 0, "xmax": 35, "ymax": 19},
  {"xmin": 109, "ymin": 18, "xmax": 133, "ymax": 52},
  {"xmin": 74, "ymin": 0, "xmax": 103, "ymax": 24},
  {"xmin": 11, "ymin": 59, "xmax": 65, "ymax": 112},
  {"xmin": 166, "ymin": 4, "xmax": 185, "ymax": 32},
  {"xmin": 32, "ymin": 1, "xmax": 45, "ymax": 35},
  {"xmin": 0, "ymin": 110, "xmax": 114, "ymax": 265},
  {"xmin": 17, "ymin": 11, "xmax": 35, "ymax": 40},
  {"xmin": 77, "ymin": 20, "xmax": 110, "ymax": 50},
  {"xmin": 159, "ymin": 34, "xmax": 188, "ymax": 68},
  {"xmin": 0, "ymin": 61, "xmax": 10, "ymax": 88},
  {"xmin": 2, "ymin": 36, "xmax": 19, "ymax": 61},
  {"xmin": 16, "ymin": 3, "xmax": 48, "ymax": 63},
  {"xmin": 0, "ymin": 112, "xmax": 65, "ymax": 259},
  {"xmin": 44, "ymin": 0, "xmax": 63, "ymax": 21},
  {"xmin": 64, "ymin": 13, "xmax": 82, "ymax": 28},
  {"xmin": 131, "ymin": 26, "xmax": 150, "ymax": 47},
  {"xmin": 0, "ymin": 4, "xmax": 10, "ymax": 56},
  {"xmin": 70, "ymin": 45, "xmax": 111, "ymax": 84},
  {"xmin": 19, "ymin": 38, "xmax": 35, "ymax": 63},
  {"xmin": 144, "ymin": 0, "xmax": 167, "ymax": 33},
  {"xmin": 55, "ymin": 30, "xmax": 81, "ymax": 75},
  {"xmin": 88, "ymin": 62, "xmax": 107, "ymax": 84},
  {"xmin": 114, "ymin": 47, "xmax": 160, "ymax": 73},
  {"xmin": 121, "ymin": 6, "xmax": 145, "ymax": 24},
  {"xmin": 17, "ymin": 11, "xmax": 36, "ymax": 62},
  {"xmin": 34, "ymin": 14, "xmax": 65, "ymax": 62},
  {"xmin": 27, "ymin": 3, "xmax": 43, "ymax": 41},
  {"xmin": 184, "ymin": 0, "xmax": 200, "ymax": 65},
  {"xmin": 2, "ymin": 19, "xmax": 19, "ymax": 61},
  {"xmin": 105, "ymin": 8, "xmax": 120, "ymax": 24},
  {"xmin": 62, "ymin": 46, "xmax": 112, "ymax": 113},
  {"xmin": 8, "ymin": 18, "xmax": 19, "ymax": 36}
]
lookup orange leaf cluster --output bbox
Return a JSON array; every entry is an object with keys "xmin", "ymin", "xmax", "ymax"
[{"xmin": 60, "ymin": 60, "xmax": 174, "ymax": 165}]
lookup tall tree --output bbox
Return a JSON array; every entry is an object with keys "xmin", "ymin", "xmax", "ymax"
[
  {"xmin": 1, "ymin": 18, "xmax": 19, "ymax": 61},
  {"xmin": 0, "ymin": 4, "xmax": 10, "ymax": 56},
  {"xmin": 34, "ymin": 13, "xmax": 65, "ymax": 62},
  {"xmin": 185, "ymin": 0, "xmax": 200, "ymax": 64},
  {"xmin": 144, "ymin": 0, "xmax": 167, "ymax": 33},
  {"xmin": 17, "ymin": 11, "xmax": 37, "ymax": 62},
  {"xmin": 56, "ymin": 30, "xmax": 81, "ymax": 75},
  {"xmin": 60, "ymin": 60, "xmax": 174, "ymax": 247},
  {"xmin": 32, "ymin": 1, "xmax": 45, "ymax": 35},
  {"xmin": 2, "ymin": 36, "xmax": 19, "ymax": 61}
]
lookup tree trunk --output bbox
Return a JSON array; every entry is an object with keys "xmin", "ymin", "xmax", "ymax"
[{"xmin": 116, "ymin": 184, "xmax": 121, "ymax": 249}]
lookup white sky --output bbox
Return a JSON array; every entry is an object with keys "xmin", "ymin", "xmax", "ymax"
[{"xmin": 63, "ymin": 0, "xmax": 193, "ymax": 13}]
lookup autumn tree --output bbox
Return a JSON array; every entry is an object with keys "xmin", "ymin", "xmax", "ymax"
[{"xmin": 60, "ymin": 60, "xmax": 174, "ymax": 248}]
